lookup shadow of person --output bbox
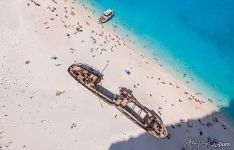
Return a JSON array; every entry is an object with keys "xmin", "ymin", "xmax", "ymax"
[{"xmin": 109, "ymin": 98, "xmax": 234, "ymax": 150}]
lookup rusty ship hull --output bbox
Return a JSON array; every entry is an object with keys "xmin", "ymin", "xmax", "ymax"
[
  {"xmin": 68, "ymin": 63, "xmax": 115, "ymax": 105},
  {"xmin": 68, "ymin": 63, "xmax": 168, "ymax": 139},
  {"xmin": 114, "ymin": 87, "xmax": 168, "ymax": 138}
]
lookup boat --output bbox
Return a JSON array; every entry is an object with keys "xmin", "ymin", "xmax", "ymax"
[
  {"xmin": 98, "ymin": 9, "xmax": 114, "ymax": 24},
  {"xmin": 68, "ymin": 63, "xmax": 168, "ymax": 138}
]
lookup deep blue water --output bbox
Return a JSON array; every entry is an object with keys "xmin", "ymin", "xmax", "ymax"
[{"xmin": 79, "ymin": 0, "xmax": 234, "ymax": 120}]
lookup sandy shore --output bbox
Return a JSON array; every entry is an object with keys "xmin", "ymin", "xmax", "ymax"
[{"xmin": 0, "ymin": 0, "xmax": 233, "ymax": 149}]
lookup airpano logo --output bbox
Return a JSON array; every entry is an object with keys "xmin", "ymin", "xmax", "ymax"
[
  {"xmin": 183, "ymin": 137, "xmax": 231, "ymax": 150},
  {"xmin": 211, "ymin": 141, "xmax": 231, "ymax": 148}
]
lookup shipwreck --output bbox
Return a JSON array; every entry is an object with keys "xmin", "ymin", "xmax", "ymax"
[{"xmin": 68, "ymin": 63, "xmax": 168, "ymax": 138}]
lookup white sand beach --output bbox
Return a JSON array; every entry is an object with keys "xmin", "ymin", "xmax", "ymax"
[{"xmin": 0, "ymin": 0, "xmax": 233, "ymax": 149}]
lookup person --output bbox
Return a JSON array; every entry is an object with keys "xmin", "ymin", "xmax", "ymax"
[
  {"xmin": 200, "ymin": 131, "xmax": 203, "ymax": 136},
  {"xmin": 166, "ymin": 133, "xmax": 171, "ymax": 139}
]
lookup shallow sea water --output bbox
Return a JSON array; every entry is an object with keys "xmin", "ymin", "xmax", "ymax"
[{"xmin": 79, "ymin": 0, "xmax": 234, "ymax": 120}]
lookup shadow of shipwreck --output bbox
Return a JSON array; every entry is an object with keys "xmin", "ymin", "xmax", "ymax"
[{"xmin": 109, "ymin": 98, "xmax": 234, "ymax": 150}]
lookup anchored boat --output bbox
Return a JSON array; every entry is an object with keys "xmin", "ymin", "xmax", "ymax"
[
  {"xmin": 68, "ymin": 63, "xmax": 168, "ymax": 138},
  {"xmin": 98, "ymin": 9, "xmax": 114, "ymax": 24}
]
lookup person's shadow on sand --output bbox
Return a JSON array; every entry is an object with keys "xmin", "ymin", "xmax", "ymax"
[{"xmin": 109, "ymin": 98, "xmax": 234, "ymax": 150}]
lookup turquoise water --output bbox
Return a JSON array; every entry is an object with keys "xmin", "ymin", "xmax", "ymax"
[{"xmin": 79, "ymin": 0, "xmax": 234, "ymax": 119}]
